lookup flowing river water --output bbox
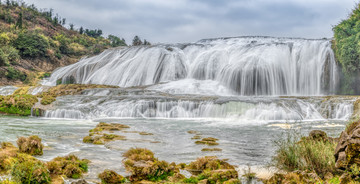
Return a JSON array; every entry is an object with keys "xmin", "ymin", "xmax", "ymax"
[{"xmin": 0, "ymin": 36, "xmax": 355, "ymax": 183}]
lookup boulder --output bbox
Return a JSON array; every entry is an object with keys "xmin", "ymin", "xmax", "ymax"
[{"xmin": 334, "ymin": 122, "xmax": 360, "ymax": 170}]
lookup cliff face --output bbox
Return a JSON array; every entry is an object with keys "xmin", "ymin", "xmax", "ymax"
[{"xmin": 0, "ymin": 1, "xmax": 126, "ymax": 85}]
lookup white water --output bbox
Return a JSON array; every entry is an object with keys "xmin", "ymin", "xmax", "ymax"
[
  {"xmin": 42, "ymin": 88, "xmax": 354, "ymax": 122},
  {"xmin": 45, "ymin": 37, "xmax": 338, "ymax": 96},
  {"xmin": 0, "ymin": 86, "xmax": 18, "ymax": 96}
]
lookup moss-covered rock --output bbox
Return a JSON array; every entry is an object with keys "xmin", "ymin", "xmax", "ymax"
[
  {"xmin": 195, "ymin": 137, "xmax": 219, "ymax": 146},
  {"xmin": 0, "ymin": 94, "xmax": 38, "ymax": 116},
  {"xmin": 16, "ymin": 135, "xmax": 44, "ymax": 156},
  {"xmin": 122, "ymin": 148, "xmax": 179, "ymax": 182},
  {"xmin": 263, "ymin": 171, "xmax": 321, "ymax": 184},
  {"xmin": 46, "ymin": 154, "xmax": 90, "ymax": 179},
  {"xmin": 83, "ymin": 122, "xmax": 128, "ymax": 145},
  {"xmin": 185, "ymin": 156, "xmax": 238, "ymax": 183},
  {"xmin": 201, "ymin": 148, "xmax": 222, "ymax": 152},
  {"xmin": 98, "ymin": 169, "xmax": 125, "ymax": 184}
]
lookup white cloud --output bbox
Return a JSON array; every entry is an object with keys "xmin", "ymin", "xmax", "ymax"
[{"xmin": 22, "ymin": 0, "xmax": 355, "ymax": 43}]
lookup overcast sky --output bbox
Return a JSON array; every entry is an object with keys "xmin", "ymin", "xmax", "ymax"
[{"xmin": 22, "ymin": 0, "xmax": 356, "ymax": 44}]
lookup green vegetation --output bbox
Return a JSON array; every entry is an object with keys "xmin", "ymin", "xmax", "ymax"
[
  {"xmin": 46, "ymin": 154, "xmax": 89, "ymax": 179},
  {"xmin": 185, "ymin": 156, "xmax": 240, "ymax": 184},
  {"xmin": 83, "ymin": 122, "xmax": 128, "ymax": 145},
  {"xmin": 122, "ymin": 148, "xmax": 176, "ymax": 182},
  {"xmin": 0, "ymin": 93, "xmax": 38, "ymax": 115},
  {"xmin": 16, "ymin": 135, "xmax": 43, "ymax": 156},
  {"xmin": 333, "ymin": 3, "xmax": 360, "ymax": 94},
  {"xmin": 0, "ymin": 1, "xmax": 152, "ymax": 85},
  {"xmin": 0, "ymin": 137, "xmax": 89, "ymax": 183},
  {"xmin": 272, "ymin": 131, "xmax": 337, "ymax": 178},
  {"xmin": 39, "ymin": 84, "xmax": 118, "ymax": 105}
]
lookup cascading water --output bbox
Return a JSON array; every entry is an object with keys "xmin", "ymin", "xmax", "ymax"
[
  {"xmin": 45, "ymin": 37, "xmax": 339, "ymax": 96},
  {"xmin": 42, "ymin": 88, "xmax": 354, "ymax": 121}
]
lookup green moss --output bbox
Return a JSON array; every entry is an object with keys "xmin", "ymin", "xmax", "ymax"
[
  {"xmin": 0, "ymin": 94, "xmax": 38, "ymax": 116},
  {"xmin": 98, "ymin": 169, "xmax": 126, "ymax": 184},
  {"xmin": 40, "ymin": 95, "xmax": 56, "ymax": 105},
  {"xmin": 46, "ymin": 154, "xmax": 89, "ymax": 179}
]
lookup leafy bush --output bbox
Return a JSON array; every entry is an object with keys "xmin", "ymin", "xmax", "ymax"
[
  {"xmin": 5, "ymin": 66, "xmax": 26, "ymax": 81},
  {"xmin": 0, "ymin": 46, "xmax": 20, "ymax": 66},
  {"xmin": 13, "ymin": 31, "xmax": 49, "ymax": 58},
  {"xmin": 11, "ymin": 157, "xmax": 51, "ymax": 184},
  {"xmin": 17, "ymin": 135, "xmax": 44, "ymax": 156}
]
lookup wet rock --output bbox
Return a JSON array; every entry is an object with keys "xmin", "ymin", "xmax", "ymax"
[
  {"xmin": 139, "ymin": 132, "xmax": 153, "ymax": 135},
  {"xmin": 195, "ymin": 137, "xmax": 219, "ymax": 146},
  {"xmin": 191, "ymin": 135, "xmax": 202, "ymax": 140},
  {"xmin": 71, "ymin": 179, "xmax": 88, "ymax": 184},
  {"xmin": 187, "ymin": 130, "xmax": 200, "ymax": 134},
  {"xmin": 201, "ymin": 148, "xmax": 222, "ymax": 152}
]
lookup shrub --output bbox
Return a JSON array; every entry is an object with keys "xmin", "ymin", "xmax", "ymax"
[
  {"xmin": 11, "ymin": 157, "xmax": 50, "ymax": 184},
  {"xmin": 0, "ymin": 46, "xmax": 20, "ymax": 66},
  {"xmin": 16, "ymin": 135, "xmax": 44, "ymax": 156},
  {"xmin": 13, "ymin": 31, "xmax": 49, "ymax": 58},
  {"xmin": 272, "ymin": 131, "xmax": 337, "ymax": 178},
  {"xmin": 5, "ymin": 66, "xmax": 26, "ymax": 81}
]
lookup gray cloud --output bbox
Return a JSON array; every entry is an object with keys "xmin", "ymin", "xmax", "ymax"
[{"xmin": 23, "ymin": 0, "xmax": 355, "ymax": 44}]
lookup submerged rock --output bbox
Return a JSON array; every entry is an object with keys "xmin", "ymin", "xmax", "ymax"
[
  {"xmin": 83, "ymin": 122, "xmax": 128, "ymax": 145},
  {"xmin": 195, "ymin": 137, "xmax": 220, "ymax": 146}
]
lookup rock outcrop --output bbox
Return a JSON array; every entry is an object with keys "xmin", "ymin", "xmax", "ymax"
[{"xmin": 334, "ymin": 122, "xmax": 360, "ymax": 169}]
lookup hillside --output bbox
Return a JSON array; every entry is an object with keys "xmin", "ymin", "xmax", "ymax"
[{"xmin": 0, "ymin": 0, "xmax": 127, "ymax": 85}]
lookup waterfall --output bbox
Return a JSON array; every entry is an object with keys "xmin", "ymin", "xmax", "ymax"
[
  {"xmin": 43, "ymin": 88, "xmax": 354, "ymax": 121},
  {"xmin": 45, "ymin": 36, "xmax": 339, "ymax": 96}
]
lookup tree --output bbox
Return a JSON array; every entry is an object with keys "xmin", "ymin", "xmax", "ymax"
[
  {"xmin": 69, "ymin": 23, "xmax": 74, "ymax": 31},
  {"xmin": 108, "ymin": 35, "xmax": 127, "ymax": 47},
  {"xmin": 132, "ymin": 36, "xmax": 142, "ymax": 46},
  {"xmin": 62, "ymin": 18, "xmax": 66, "ymax": 26},
  {"xmin": 79, "ymin": 27, "xmax": 84, "ymax": 34},
  {"xmin": 143, "ymin": 39, "xmax": 151, "ymax": 46},
  {"xmin": 13, "ymin": 31, "xmax": 50, "ymax": 58},
  {"xmin": 15, "ymin": 11, "xmax": 23, "ymax": 29}
]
